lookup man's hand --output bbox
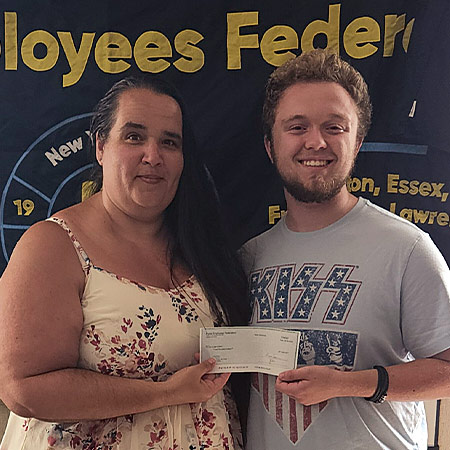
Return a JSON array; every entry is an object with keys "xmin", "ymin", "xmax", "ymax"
[{"xmin": 276, "ymin": 366, "xmax": 344, "ymax": 406}]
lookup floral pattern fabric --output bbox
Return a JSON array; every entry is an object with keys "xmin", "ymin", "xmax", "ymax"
[{"xmin": 0, "ymin": 218, "xmax": 241, "ymax": 450}]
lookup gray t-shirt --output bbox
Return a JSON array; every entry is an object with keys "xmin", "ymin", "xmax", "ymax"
[{"xmin": 244, "ymin": 198, "xmax": 450, "ymax": 450}]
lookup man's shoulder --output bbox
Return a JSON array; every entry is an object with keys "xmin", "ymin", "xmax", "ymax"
[
  {"xmin": 243, "ymin": 219, "xmax": 284, "ymax": 250},
  {"xmin": 358, "ymin": 198, "xmax": 428, "ymax": 240},
  {"xmin": 241, "ymin": 220, "xmax": 285, "ymax": 272}
]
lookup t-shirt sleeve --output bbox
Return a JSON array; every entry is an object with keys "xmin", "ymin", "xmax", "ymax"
[{"xmin": 401, "ymin": 233, "xmax": 450, "ymax": 358}]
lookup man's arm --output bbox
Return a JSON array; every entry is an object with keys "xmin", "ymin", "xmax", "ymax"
[
  {"xmin": 276, "ymin": 349, "xmax": 450, "ymax": 406},
  {"xmin": 277, "ymin": 231, "xmax": 450, "ymax": 406}
]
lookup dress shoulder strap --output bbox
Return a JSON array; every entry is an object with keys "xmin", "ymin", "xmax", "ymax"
[{"xmin": 46, "ymin": 217, "xmax": 91, "ymax": 273}]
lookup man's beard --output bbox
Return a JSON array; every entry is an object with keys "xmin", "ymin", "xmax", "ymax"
[{"xmin": 272, "ymin": 152, "xmax": 356, "ymax": 204}]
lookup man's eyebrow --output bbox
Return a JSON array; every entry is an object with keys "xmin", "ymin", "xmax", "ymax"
[
  {"xmin": 282, "ymin": 114, "xmax": 307, "ymax": 124},
  {"xmin": 327, "ymin": 113, "xmax": 350, "ymax": 122},
  {"xmin": 282, "ymin": 113, "xmax": 350, "ymax": 123}
]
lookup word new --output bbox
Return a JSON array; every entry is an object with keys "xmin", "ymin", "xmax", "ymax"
[{"xmin": 45, "ymin": 136, "xmax": 83, "ymax": 166}]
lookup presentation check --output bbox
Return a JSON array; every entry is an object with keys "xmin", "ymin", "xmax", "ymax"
[{"xmin": 200, "ymin": 327, "xmax": 300, "ymax": 376}]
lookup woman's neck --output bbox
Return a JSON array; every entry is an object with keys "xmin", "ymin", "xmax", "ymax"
[{"xmin": 97, "ymin": 191, "xmax": 169, "ymax": 246}]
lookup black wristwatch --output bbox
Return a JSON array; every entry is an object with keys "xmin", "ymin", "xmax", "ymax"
[{"xmin": 364, "ymin": 365, "xmax": 389, "ymax": 404}]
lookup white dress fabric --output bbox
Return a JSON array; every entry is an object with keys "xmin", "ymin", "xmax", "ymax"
[{"xmin": 1, "ymin": 217, "xmax": 241, "ymax": 450}]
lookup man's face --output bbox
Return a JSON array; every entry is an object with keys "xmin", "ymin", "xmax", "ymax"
[{"xmin": 266, "ymin": 82, "xmax": 362, "ymax": 204}]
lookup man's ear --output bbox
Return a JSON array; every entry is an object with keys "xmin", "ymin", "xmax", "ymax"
[
  {"xmin": 264, "ymin": 136, "xmax": 274, "ymax": 163},
  {"xmin": 355, "ymin": 138, "xmax": 363, "ymax": 156},
  {"xmin": 96, "ymin": 135, "xmax": 104, "ymax": 166}
]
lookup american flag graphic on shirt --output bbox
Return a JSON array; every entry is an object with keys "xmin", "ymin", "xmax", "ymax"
[
  {"xmin": 251, "ymin": 372, "xmax": 328, "ymax": 444},
  {"xmin": 248, "ymin": 262, "xmax": 361, "ymax": 443}
]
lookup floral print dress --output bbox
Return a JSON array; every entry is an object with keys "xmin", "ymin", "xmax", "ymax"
[{"xmin": 0, "ymin": 218, "xmax": 241, "ymax": 450}]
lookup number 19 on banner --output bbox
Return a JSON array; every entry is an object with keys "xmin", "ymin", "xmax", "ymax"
[{"xmin": 13, "ymin": 199, "xmax": 35, "ymax": 216}]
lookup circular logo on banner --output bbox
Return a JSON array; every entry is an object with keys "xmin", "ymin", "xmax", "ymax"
[{"xmin": 0, "ymin": 114, "xmax": 93, "ymax": 266}]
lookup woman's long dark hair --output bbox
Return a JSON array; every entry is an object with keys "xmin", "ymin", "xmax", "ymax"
[{"xmin": 89, "ymin": 76, "xmax": 250, "ymax": 327}]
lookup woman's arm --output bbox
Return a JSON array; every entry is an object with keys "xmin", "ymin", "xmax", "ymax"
[{"xmin": 0, "ymin": 221, "xmax": 228, "ymax": 421}]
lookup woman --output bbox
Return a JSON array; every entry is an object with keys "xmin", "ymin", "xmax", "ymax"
[{"xmin": 0, "ymin": 77, "xmax": 249, "ymax": 449}]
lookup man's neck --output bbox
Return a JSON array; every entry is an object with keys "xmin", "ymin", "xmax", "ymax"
[{"xmin": 284, "ymin": 189, "xmax": 359, "ymax": 232}]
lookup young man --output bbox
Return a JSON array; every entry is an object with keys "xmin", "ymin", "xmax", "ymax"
[{"xmin": 244, "ymin": 50, "xmax": 450, "ymax": 450}]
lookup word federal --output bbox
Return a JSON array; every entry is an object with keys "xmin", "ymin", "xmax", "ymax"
[{"xmin": 1, "ymin": 5, "xmax": 415, "ymax": 87}]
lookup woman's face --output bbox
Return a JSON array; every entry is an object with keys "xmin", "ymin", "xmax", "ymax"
[{"xmin": 96, "ymin": 88, "xmax": 184, "ymax": 220}]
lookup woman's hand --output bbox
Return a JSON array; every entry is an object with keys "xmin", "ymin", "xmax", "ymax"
[{"xmin": 164, "ymin": 358, "xmax": 230, "ymax": 405}]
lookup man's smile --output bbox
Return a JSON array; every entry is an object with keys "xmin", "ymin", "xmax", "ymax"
[{"xmin": 299, "ymin": 160, "xmax": 332, "ymax": 167}]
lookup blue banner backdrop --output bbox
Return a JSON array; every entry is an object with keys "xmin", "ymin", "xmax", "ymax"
[{"xmin": 1, "ymin": 0, "xmax": 450, "ymax": 272}]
